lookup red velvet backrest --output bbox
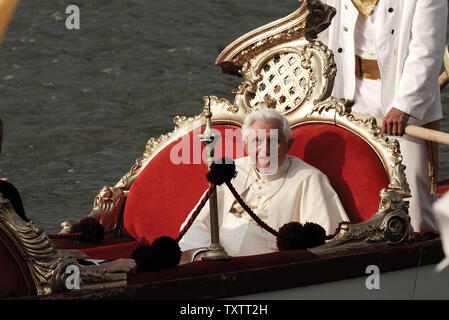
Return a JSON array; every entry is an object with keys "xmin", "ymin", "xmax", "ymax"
[
  {"xmin": 290, "ymin": 123, "xmax": 389, "ymax": 222},
  {"xmin": 0, "ymin": 228, "xmax": 36, "ymax": 298},
  {"xmin": 123, "ymin": 122, "xmax": 389, "ymax": 243}
]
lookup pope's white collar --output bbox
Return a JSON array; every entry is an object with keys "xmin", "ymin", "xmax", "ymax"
[{"xmin": 253, "ymin": 156, "xmax": 291, "ymax": 182}]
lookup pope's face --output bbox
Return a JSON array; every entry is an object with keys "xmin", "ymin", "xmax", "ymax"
[{"xmin": 244, "ymin": 119, "xmax": 293, "ymax": 174}]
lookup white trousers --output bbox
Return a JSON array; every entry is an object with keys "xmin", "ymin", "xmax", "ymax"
[{"xmin": 352, "ymin": 77, "xmax": 438, "ymax": 232}]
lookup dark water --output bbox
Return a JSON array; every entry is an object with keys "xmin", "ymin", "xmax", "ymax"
[{"xmin": 0, "ymin": 0, "xmax": 449, "ymax": 233}]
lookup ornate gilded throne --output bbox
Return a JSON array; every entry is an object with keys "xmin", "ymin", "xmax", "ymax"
[{"xmin": 0, "ymin": 0, "xmax": 419, "ymax": 298}]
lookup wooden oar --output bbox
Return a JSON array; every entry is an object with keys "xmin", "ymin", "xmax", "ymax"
[{"xmin": 351, "ymin": 112, "xmax": 449, "ymax": 146}]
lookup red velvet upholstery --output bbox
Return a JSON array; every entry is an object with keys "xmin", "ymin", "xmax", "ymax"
[
  {"xmin": 80, "ymin": 240, "xmax": 139, "ymax": 260},
  {"xmin": 51, "ymin": 236, "xmax": 136, "ymax": 250},
  {"xmin": 438, "ymin": 179, "xmax": 449, "ymax": 197},
  {"xmin": 51, "ymin": 236, "xmax": 139, "ymax": 260},
  {"xmin": 0, "ymin": 229, "xmax": 35, "ymax": 298},
  {"xmin": 128, "ymin": 249, "xmax": 318, "ymax": 285},
  {"xmin": 290, "ymin": 123, "xmax": 389, "ymax": 222}
]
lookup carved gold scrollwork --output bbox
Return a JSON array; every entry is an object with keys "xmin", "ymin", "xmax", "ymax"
[
  {"xmin": 0, "ymin": 192, "xmax": 127, "ymax": 295},
  {"xmin": 310, "ymin": 188, "xmax": 411, "ymax": 255},
  {"xmin": 215, "ymin": 0, "xmax": 337, "ymax": 73},
  {"xmin": 310, "ymin": 96, "xmax": 353, "ymax": 116},
  {"xmin": 88, "ymin": 186, "xmax": 126, "ymax": 232},
  {"xmin": 358, "ymin": 119, "xmax": 410, "ymax": 198},
  {"xmin": 234, "ymin": 40, "xmax": 336, "ymax": 116},
  {"xmin": 304, "ymin": 0, "xmax": 337, "ymax": 41}
]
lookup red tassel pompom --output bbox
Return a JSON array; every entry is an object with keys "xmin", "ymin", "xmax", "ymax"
[
  {"xmin": 276, "ymin": 222, "xmax": 306, "ymax": 250},
  {"xmin": 302, "ymin": 222, "xmax": 326, "ymax": 248},
  {"xmin": 276, "ymin": 222, "xmax": 326, "ymax": 251},
  {"xmin": 206, "ymin": 157, "xmax": 237, "ymax": 186},
  {"xmin": 132, "ymin": 236, "xmax": 181, "ymax": 272}
]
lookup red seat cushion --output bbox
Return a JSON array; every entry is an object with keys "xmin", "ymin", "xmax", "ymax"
[
  {"xmin": 289, "ymin": 123, "xmax": 389, "ymax": 222},
  {"xmin": 79, "ymin": 240, "xmax": 140, "ymax": 260},
  {"xmin": 52, "ymin": 236, "xmax": 139, "ymax": 260}
]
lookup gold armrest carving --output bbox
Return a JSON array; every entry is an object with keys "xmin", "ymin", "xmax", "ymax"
[
  {"xmin": 310, "ymin": 188, "xmax": 411, "ymax": 255},
  {"xmin": 0, "ymin": 193, "xmax": 127, "ymax": 295}
]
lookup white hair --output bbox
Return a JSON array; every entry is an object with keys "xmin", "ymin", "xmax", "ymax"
[{"xmin": 241, "ymin": 109, "xmax": 291, "ymax": 142}]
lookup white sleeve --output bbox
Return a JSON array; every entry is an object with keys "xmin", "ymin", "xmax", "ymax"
[
  {"xmin": 299, "ymin": 172, "xmax": 349, "ymax": 236},
  {"xmin": 178, "ymin": 224, "xmax": 211, "ymax": 252},
  {"xmin": 393, "ymin": 0, "xmax": 447, "ymax": 120}
]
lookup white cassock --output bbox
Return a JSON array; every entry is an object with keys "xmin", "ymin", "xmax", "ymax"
[
  {"xmin": 318, "ymin": 0, "xmax": 448, "ymax": 232},
  {"xmin": 178, "ymin": 155, "xmax": 349, "ymax": 257}
]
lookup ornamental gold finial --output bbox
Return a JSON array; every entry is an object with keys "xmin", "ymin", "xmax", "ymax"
[
  {"xmin": 200, "ymin": 97, "xmax": 230, "ymax": 261},
  {"xmin": 199, "ymin": 98, "xmax": 216, "ymax": 166}
]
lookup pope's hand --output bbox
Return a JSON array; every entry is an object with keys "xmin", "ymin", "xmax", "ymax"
[
  {"xmin": 101, "ymin": 258, "xmax": 137, "ymax": 274},
  {"xmin": 382, "ymin": 107, "xmax": 410, "ymax": 136},
  {"xmin": 193, "ymin": 252, "xmax": 206, "ymax": 261}
]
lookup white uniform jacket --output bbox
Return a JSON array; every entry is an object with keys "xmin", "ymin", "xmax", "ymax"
[
  {"xmin": 318, "ymin": 0, "xmax": 447, "ymax": 124},
  {"xmin": 179, "ymin": 156, "xmax": 349, "ymax": 256}
]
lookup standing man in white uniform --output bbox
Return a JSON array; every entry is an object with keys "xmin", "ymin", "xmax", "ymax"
[{"xmin": 318, "ymin": 0, "xmax": 448, "ymax": 232}]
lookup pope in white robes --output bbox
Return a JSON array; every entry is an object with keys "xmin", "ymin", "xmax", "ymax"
[{"xmin": 179, "ymin": 109, "xmax": 349, "ymax": 259}]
